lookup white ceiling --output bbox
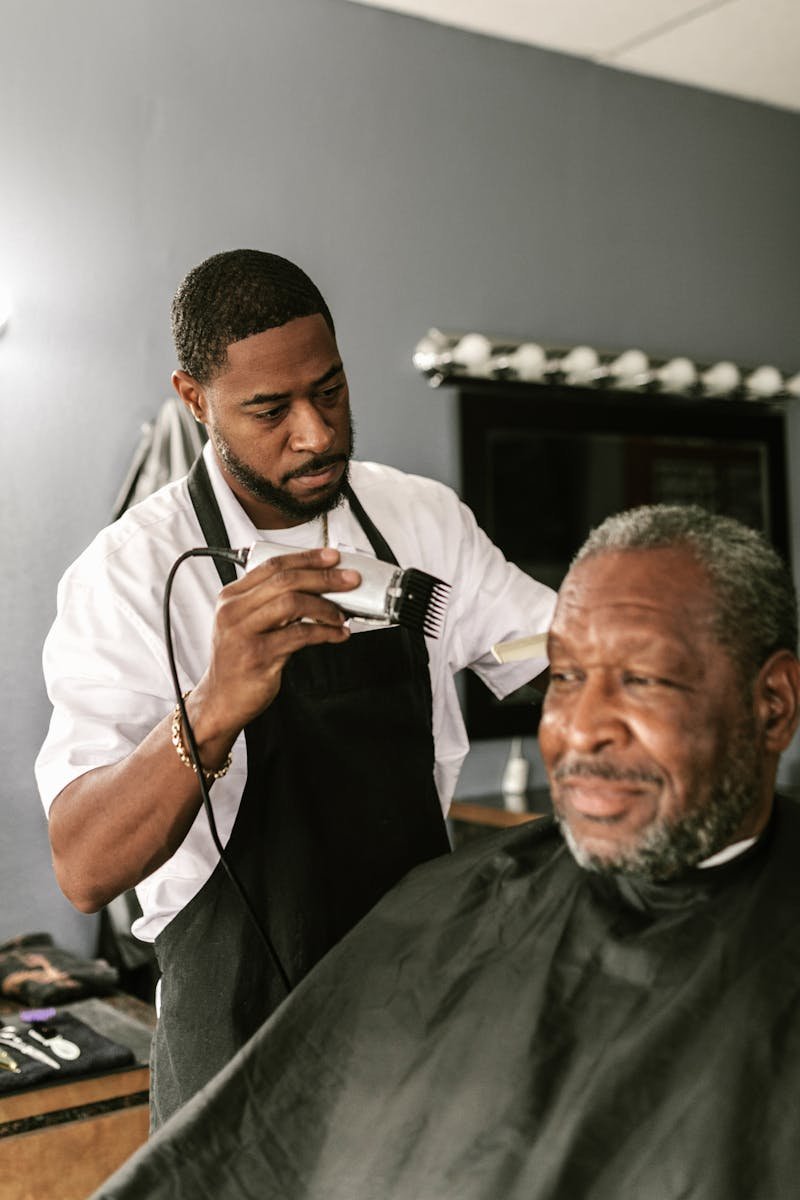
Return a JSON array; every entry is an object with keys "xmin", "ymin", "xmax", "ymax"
[{"xmin": 345, "ymin": 0, "xmax": 800, "ymax": 113}]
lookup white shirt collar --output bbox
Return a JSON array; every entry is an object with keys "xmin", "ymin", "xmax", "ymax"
[
  {"xmin": 202, "ymin": 442, "xmax": 374, "ymax": 557},
  {"xmin": 697, "ymin": 837, "xmax": 758, "ymax": 869}
]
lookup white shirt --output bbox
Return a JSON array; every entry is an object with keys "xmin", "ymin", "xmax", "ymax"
[{"xmin": 36, "ymin": 444, "xmax": 556, "ymax": 941}]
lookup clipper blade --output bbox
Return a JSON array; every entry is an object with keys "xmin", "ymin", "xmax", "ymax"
[{"xmin": 390, "ymin": 569, "xmax": 451, "ymax": 638}]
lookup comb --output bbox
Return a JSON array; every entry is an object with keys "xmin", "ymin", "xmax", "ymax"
[{"xmin": 491, "ymin": 632, "xmax": 548, "ymax": 663}]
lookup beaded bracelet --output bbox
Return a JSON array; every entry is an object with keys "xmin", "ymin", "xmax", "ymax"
[{"xmin": 171, "ymin": 692, "xmax": 232, "ymax": 782}]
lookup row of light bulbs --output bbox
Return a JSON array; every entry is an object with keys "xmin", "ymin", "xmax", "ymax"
[{"xmin": 412, "ymin": 329, "xmax": 800, "ymax": 401}]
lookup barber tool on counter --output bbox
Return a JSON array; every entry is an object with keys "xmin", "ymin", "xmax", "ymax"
[
  {"xmin": 0, "ymin": 1025, "xmax": 62, "ymax": 1070},
  {"xmin": 0, "ymin": 1046, "xmax": 20, "ymax": 1073},
  {"xmin": 501, "ymin": 738, "xmax": 530, "ymax": 814},
  {"xmin": 26, "ymin": 1018, "xmax": 81, "ymax": 1060},
  {"xmin": 0, "ymin": 1007, "xmax": 134, "ymax": 1093}
]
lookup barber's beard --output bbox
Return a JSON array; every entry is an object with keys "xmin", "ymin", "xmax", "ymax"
[
  {"xmin": 554, "ymin": 715, "xmax": 761, "ymax": 881},
  {"xmin": 212, "ymin": 417, "xmax": 354, "ymax": 523}
]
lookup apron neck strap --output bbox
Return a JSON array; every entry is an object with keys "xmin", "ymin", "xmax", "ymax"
[
  {"xmin": 342, "ymin": 482, "xmax": 398, "ymax": 566},
  {"xmin": 187, "ymin": 453, "xmax": 236, "ymax": 587}
]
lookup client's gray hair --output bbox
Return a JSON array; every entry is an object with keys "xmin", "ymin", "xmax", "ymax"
[{"xmin": 572, "ymin": 505, "xmax": 797, "ymax": 680}]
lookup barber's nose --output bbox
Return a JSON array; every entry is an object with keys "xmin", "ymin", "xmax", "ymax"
[
  {"xmin": 288, "ymin": 402, "xmax": 335, "ymax": 454},
  {"xmin": 561, "ymin": 673, "xmax": 627, "ymax": 755}
]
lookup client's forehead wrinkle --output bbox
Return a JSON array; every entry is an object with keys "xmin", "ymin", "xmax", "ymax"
[
  {"xmin": 557, "ymin": 551, "xmax": 722, "ymax": 642},
  {"xmin": 553, "ymin": 599, "xmax": 711, "ymax": 653},
  {"xmin": 550, "ymin": 623, "xmax": 699, "ymax": 668}
]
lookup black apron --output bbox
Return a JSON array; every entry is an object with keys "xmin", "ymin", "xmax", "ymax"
[{"xmin": 151, "ymin": 456, "xmax": 451, "ymax": 1126}]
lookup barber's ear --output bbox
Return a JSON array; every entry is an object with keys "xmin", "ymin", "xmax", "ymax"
[
  {"xmin": 754, "ymin": 650, "xmax": 800, "ymax": 752},
  {"xmin": 172, "ymin": 370, "xmax": 208, "ymax": 425}
]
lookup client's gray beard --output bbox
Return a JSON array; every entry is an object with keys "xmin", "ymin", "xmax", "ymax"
[{"xmin": 553, "ymin": 717, "xmax": 761, "ymax": 881}]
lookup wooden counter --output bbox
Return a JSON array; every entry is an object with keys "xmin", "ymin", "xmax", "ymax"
[
  {"xmin": 448, "ymin": 789, "xmax": 550, "ymax": 847},
  {"xmin": 0, "ymin": 995, "xmax": 154, "ymax": 1200}
]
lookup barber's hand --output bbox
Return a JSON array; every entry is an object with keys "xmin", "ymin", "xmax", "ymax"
[{"xmin": 188, "ymin": 548, "xmax": 360, "ymax": 758}]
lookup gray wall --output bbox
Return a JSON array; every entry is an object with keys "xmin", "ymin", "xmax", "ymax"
[{"xmin": 2, "ymin": 0, "xmax": 799, "ymax": 955}]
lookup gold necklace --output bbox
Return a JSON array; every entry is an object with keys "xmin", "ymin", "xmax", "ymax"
[{"xmin": 322, "ymin": 511, "xmax": 329, "ymax": 548}]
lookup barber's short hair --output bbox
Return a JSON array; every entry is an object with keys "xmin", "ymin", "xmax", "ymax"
[
  {"xmin": 171, "ymin": 249, "xmax": 335, "ymax": 383},
  {"xmin": 572, "ymin": 504, "xmax": 798, "ymax": 678}
]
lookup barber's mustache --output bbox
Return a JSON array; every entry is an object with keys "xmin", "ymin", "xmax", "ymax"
[
  {"xmin": 552, "ymin": 759, "xmax": 664, "ymax": 786},
  {"xmin": 281, "ymin": 452, "xmax": 349, "ymax": 484}
]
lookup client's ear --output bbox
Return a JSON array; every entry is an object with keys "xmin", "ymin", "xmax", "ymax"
[{"xmin": 755, "ymin": 650, "xmax": 800, "ymax": 752}]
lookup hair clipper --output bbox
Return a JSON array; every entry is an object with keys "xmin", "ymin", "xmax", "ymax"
[{"xmin": 241, "ymin": 541, "xmax": 450, "ymax": 638}]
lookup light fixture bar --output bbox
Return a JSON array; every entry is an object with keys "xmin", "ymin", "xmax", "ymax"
[{"xmin": 413, "ymin": 329, "xmax": 800, "ymax": 402}]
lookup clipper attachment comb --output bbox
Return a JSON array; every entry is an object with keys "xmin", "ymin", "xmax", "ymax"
[{"xmin": 388, "ymin": 568, "xmax": 450, "ymax": 638}]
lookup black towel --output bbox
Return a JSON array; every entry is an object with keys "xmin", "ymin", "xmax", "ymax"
[
  {"xmin": 0, "ymin": 932, "xmax": 119, "ymax": 1005},
  {"xmin": 0, "ymin": 1011, "xmax": 134, "ymax": 1093}
]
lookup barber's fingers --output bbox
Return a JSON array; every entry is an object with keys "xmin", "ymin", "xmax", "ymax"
[
  {"xmin": 215, "ymin": 550, "xmax": 361, "ymax": 635},
  {"xmin": 226, "ymin": 547, "xmax": 361, "ymax": 596},
  {"xmin": 208, "ymin": 586, "xmax": 351, "ymax": 665},
  {"xmin": 243, "ymin": 590, "xmax": 354, "ymax": 634},
  {"xmin": 198, "ymin": 555, "xmax": 360, "ymax": 736},
  {"xmin": 222, "ymin": 616, "xmax": 351, "ymax": 685},
  {"xmin": 201, "ymin": 616, "xmax": 351, "ymax": 732},
  {"xmin": 261, "ymin": 617, "xmax": 351, "ymax": 660},
  {"xmin": 217, "ymin": 583, "xmax": 355, "ymax": 636}
]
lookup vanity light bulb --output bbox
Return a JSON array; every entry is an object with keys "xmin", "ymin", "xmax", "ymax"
[
  {"xmin": 656, "ymin": 357, "xmax": 697, "ymax": 392},
  {"xmin": 745, "ymin": 365, "xmax": 783, "ymax": 398},
  {"xmin": 452, "ymin": 332, "xmax": 493, "ymax": 369},
  {"xmin": 413, "ymin": 332, "xmax": 449, "ymax": 374},
  {"xmin": 560, "ymin": 345, "xmax": 599, "ymax": 384},
  {"xmin": 507, "ymin": 342, "xmax": 546, "ymax": 381},
  {"xmin": 610, "ymin": 349, "xmax": 649, "ymax": 384},
  {"xmin": 701, "ymin": 361, "xmax": 741, "ymax": 396},
  {"xmin": 785, "ymin": 372, "xmax": 800, "ymax": 399}
]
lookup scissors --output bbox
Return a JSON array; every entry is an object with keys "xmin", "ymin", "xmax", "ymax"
[
  {"xmin": 0, "ymin": 1026, "xmax": 60, "ymax": 1070},
  {"xmin": 0, "ymin": 1046, "xmax": 20, "ymax": 1073}
]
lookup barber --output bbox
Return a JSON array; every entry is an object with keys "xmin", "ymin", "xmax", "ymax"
[{"xmin": 36, "ymin": 250, "xmax": 555, "ymax": 1125}]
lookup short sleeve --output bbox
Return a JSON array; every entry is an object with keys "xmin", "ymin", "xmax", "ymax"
[
  {"xmin": 443, "ymin": 498, "xmax": 556, "ymax": 699},
  {"xmin": 34, "ymin": 571, "xmax": 176, "ymax": 814}
]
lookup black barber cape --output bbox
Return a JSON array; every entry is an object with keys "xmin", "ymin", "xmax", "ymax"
[{"xmin": 94, "ymin": 795, "xmax": 800, "ymax": 1200}]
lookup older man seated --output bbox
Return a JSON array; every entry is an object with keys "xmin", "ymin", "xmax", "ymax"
[{"xmin": 94, "ymin": 504, "xmax": 800, "ymax": 1200}]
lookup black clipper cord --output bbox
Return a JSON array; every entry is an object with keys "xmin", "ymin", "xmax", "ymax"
[{"xmin": 162, "ymin": 548, "xmax": 292, "ymax": 997}]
